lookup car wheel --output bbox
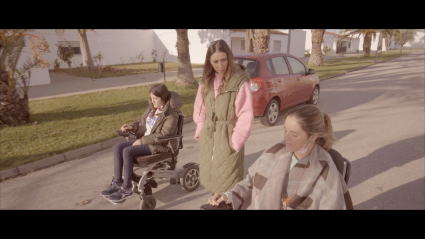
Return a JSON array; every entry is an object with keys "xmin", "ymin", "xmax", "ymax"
[
  {"xmin": 307, "ymin": 86, "xmax": 319, "ymax": 105},
  {"xmin": 260, "ymin": 99, "xmax": 279, "ymax": 126}
]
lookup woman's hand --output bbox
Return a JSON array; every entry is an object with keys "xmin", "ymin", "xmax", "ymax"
[
  {"xmin": 207, "ymin": 193, "xmax": 228, "ymax": 206},
  {"xmin": 132, "ymin": 140, "xmax": 142, "ymax": 146},
  {"xmin": 120, "ymin": 124, "xmax": 132, "ymax": 132}
]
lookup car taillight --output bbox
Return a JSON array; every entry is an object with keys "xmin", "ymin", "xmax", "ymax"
[{"xmin": 250, "ymin": 77, "xmax": 263, "ymax": 92}]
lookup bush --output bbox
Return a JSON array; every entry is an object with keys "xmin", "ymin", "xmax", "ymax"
[
  {"xmin": 323, "ymin": 45, "xmax": 331, "ymax": 55},
  {"xmin": 305, "ymin": 49, "xmax": 311, "ymax": 57}
]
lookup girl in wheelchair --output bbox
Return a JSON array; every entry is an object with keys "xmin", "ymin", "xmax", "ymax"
[
  {"xmin": 205, "ymin": 104, "xmax": 354, "ymax": 210},
  {"xmin": 100, "ymin": 84, "xmax": 182, "ymax": 203}
]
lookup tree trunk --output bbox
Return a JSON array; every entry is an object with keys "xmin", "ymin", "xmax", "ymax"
[
  {"xmin": 362, "ymin": 32, "xmax": 372, "ymax": 57},
  {"xmin": 0, "ymin": 70, "xmax": 30, "ymax": 125},
  {"xmin": 245, "ymin": 29, "xmax": 253, "ymax": 53},
  {"xmin": 252, "ymin": 29, "xmax": 270, "ymax": 53},
  {"xmin": 378, "ymin": 32, "xmax": 383, "ymax": 54},
  {"xmin": 77, "ymin": 29, "xmax": 94, "ymax": 71},
  {"xmin": 385, "ymin": 37, "xmax": 389, "ymax": 53},
  {"xmin": 175, "ymin": 29, "xmax": 195, "ymax": 87},
  {"xmin": 308, "ymin": 29, "xmax": 326, "ymax": 66}
]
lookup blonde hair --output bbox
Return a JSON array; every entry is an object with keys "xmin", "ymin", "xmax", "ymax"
[
  {"xmin": 201, "ymin": 39, "xmax": 236, "ymax": 101},
  {"xmin": 285, "ymin": 105, "xmax": 337, "ymax": 150}
]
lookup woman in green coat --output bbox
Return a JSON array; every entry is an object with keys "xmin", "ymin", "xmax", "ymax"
[{"xmin": 193, "ymin": 39, "xmax": 254, "ymax": 196}]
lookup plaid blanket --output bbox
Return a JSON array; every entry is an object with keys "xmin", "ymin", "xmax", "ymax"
[{"xmin": 229, "ymin": 139, "xmax": 354, "ymax": 210}]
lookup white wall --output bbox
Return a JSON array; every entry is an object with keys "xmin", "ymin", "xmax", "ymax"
[
  {"xmin": 231, "ymin": 37, "xmax": 245, "ymax": 54},
  {"xmin": 15, "ymin": 46, "xmax": 51, "ymax": 86},
  {"xmin": 32, "ymin": 29, "xmax": 156, "ymax": 70},
  {"xmin": 286, "ymin": 30, "xmax": 306, "ymax": 58},
  {"xmin": 153, "ymin": 29, "xmax": 230, "ymax": 64}
]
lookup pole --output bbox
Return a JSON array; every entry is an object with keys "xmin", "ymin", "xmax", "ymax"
[
  {"xmin": 375, "ymin": 29, "xmax": 382, "ymax": 63},
  {"xmin": 287, "ymin": 29, "xmax": 292, "ymax": 54},
  {"xmin": 163, "ymin": 61, "xmax": 166, "ymax": 82}
]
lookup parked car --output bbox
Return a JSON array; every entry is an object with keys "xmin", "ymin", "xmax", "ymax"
[{"xmin": 234, "ymin": 52, "xmax": 320, "ymax": 126}]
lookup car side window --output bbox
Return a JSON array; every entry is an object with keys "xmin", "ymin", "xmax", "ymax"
[
  {"xmin": 270, "ymin": 57, "xmax": 290, "ymax": 75},
  {"xmin": 286, "ymin": 57, "xmax": 306, "ymax": 74},
  {"xmin": 266, "ymin": 59, "xmax": 274, "ymax": 75},
  {"xmin": 237, "ymin": 59, "xmax": 260, "ymax": 77}
]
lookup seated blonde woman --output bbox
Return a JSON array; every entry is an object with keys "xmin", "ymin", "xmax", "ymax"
[{"xmin": 206, "ymin": 104, "xmax": 354, "ymax": 210}]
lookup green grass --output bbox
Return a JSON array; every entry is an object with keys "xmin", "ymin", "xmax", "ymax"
[
  {"xmin": 0, "ymin": 80, "xmax": 199, "ymax": 171},
  {"xmin": 0, "ymin": 50, "xmax": 415, "ymax": 171},
  {"xmin": 307, "ymin": 51, "xmax": 412, "ymax": 79},
  {"xmin": 50, "ymin": 62, "xmax": 204, "ymax": 79}
]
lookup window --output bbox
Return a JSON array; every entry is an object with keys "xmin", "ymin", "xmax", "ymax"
[
  {"xmin": 348, "ymin": 42, "xmax": 351, "ymax": 48},
  {"xmin": 58, "ymin": 41, "xmax": 81, "ymax": 54},
  {"xmin": 237, "ymin": 58, "xmax": 260, "ymax": 77},
  {"xmin": 241, "ymin": 40, "xmax": 245, "ymax": 51},
  {"xmin": 271, "ymin": 57, "xmax": 290, "ymax": 75},
  {"xmin": 286, "ymin": 57, "xmax": 306, "ymax": 74},
  {"xmin": 273, "ymin": 40, "xmax": 281, "ymax": 52}
]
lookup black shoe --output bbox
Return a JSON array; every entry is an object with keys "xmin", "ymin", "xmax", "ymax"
[
  {"xmin": 200, "ymin": 201, "xmax": 232, "ymax": 210},
  {"xmin": 100, "ymin": 180, "xmax": 122, "ymax": 198}
]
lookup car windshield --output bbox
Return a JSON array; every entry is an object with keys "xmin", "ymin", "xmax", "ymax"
[{"xmin": 235, "ymin": 58, "xmax": 260, "ymax": 77}]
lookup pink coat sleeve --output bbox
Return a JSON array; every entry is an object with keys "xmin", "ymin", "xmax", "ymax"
[
  {"xmin": 231, "ymin": 81, "xmax": 254, "ymax": 152},
  {"xmin": 193, "ymin": 85, "xmax": 206, "ymax": 140}
]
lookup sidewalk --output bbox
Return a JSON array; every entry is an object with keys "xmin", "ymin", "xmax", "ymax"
[
  {"xmin": 28, "ymin": 53, "xmax": 359, "ymax": 101},
  {"xmin": 298, "ymin": 52, "xmax": 359, "ymax": 63},
  {"xmin": 28, "ymin": 67, "xmax": 204, "ymax": 101}
]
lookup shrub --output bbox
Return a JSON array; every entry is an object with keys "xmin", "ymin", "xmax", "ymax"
[{"xmin": 323, "ymin": 45, "xmax": 331, "ymax": 55}]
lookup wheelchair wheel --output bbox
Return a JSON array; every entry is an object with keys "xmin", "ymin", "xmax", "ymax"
[
  {"xmin": 140, "ymin": 195, "xmax": 156, "ymax": 210},
  {"xmin": 181, "ymin": 164, "xmax": 200, "ymax": 192}
]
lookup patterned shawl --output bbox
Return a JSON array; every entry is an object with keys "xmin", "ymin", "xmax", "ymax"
[{"xmin": 229, "ymin": 139, "xmax": 354, "ymax": 210}]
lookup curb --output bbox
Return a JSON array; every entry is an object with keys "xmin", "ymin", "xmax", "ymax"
[
  {"xmin": 319, "ymin": 52, "xmax": 412, "ymax": 82},
  {"xmin": 0, "ymin": 117, "xmax": 194, "ymax": 182}
]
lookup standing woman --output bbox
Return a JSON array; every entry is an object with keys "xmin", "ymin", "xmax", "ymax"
[{"xmin": 193, "ymin": 39, "xmax": 254, "ymax": 196}]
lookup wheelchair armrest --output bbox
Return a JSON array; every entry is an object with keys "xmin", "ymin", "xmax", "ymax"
[{"xmin": 154, "ymin": 134, "xmax": 182, "ymax": 142}]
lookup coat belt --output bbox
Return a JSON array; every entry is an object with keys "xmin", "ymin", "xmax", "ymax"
[{"xmin": 206, "ymin": 118, "xmax": 237, "ymax": 133}]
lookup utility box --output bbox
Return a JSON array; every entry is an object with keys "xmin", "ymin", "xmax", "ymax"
[{"xmin": 158, "ymin": 62, "xmax": 164, "ymax": 73}]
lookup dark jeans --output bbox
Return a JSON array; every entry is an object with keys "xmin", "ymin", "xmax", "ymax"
[{"xmin": 113, "ymin": 140, "xmax": 151, "ymax": 189}]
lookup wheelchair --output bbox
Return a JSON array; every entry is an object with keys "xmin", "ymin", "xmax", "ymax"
[{"xmin": 113, "ymin": 112, "xmax": 200, "ymax": 210}]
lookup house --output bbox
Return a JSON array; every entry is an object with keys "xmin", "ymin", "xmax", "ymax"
[
  {"xmin": 304, "ymin": 30, "xmax": 361, "ymax": 54},
  {"xmin": 18, "ymin": 29, "xmax": 307, "ymax": 86}
]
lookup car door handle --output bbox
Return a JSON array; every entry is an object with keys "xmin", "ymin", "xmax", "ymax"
[{"xmin": 277, "ymin": 79, "xmax": 282, "ymax": 82}]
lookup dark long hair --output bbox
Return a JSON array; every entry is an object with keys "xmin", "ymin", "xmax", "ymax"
[
  {"xmin": 285, "ymin": 105, "xmax": 337, "ymax": 151},
  {"xmin": 201, "ymin": 39, "xmax": 236, "ymax": 101},
  {"xmin": 149, "ymin": 84, "xmax": 171, "ymax": 115}
]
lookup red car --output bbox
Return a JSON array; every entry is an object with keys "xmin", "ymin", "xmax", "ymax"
[{"xmin": 234, "ymin": 52, "xmax": 320, "ymax": 126}]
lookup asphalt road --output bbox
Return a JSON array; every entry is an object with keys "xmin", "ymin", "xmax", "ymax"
[{"xmin": 1, "ymin": 51, "xmax": 424, "ymax": 210}]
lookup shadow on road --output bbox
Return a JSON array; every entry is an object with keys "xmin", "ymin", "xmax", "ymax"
[
  {"xmin": 354, "ymin": 177, "xmax": 425, "ymax": 210},
  {"xmin": 349, "ymin": 135, "xmax": 424, "ymax": 189}
]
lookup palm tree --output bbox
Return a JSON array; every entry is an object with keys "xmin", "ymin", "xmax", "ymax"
[
  {"xmin": 0, "ymin": 29, "xmax": 50, "ymax": 125},
  {"xmin": 245, "ymin": 29, "xmax": 253, "ymax": 53},
  {"xmin": 381, "ymin": 29, "xmax": 401, "ymax": 53},
  {"xmin": 252, "ymin": 29, "xmax": 270, "ymax": 53},
  {"xmin": 308, "ymin": 29, "xmax": 326, "ymax": 66},
  {"xmin": 77, "ymin": 29, "xmax": 94, "ymax": 70},
  {"xmin": 340, "ymin": 29, "xmax": 378, "ymax": 57},
  {"xmin": 175, "ymin": 29, "xmax": 195, "ymax": 87}
]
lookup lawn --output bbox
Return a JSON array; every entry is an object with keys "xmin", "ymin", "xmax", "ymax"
[
  {"xmin": 307, "ymin": 50, "xmax": 412, "ymax": 79},
  {"xmin": 0, "ymin": 80, "xmax": 200, "ymax": 171},
  {"xmin": 0, "ymin": 50, "xmax": 413, "ymax": 172},
  {"xmin": 50, "ymin": 62, "xmax": 204, "ymax": 79}
]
